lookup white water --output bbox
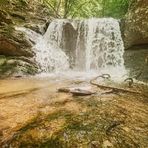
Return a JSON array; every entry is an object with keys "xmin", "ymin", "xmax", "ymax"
[
  {"xmin": 44, "ymin": 20, "xmax": 65, "ymax": 47},
  {"xmin": 16, "ymin": 18, "xmax": 126, "ymax": 79},
  {"xmin": 76, "ymin": 18, "xmax": 124, "ymax": 71},
  {"xmin": 16, "ymin": 26, "xmax": 69, "ymax": 72},
  {"xmin": 34, "ymin": 36, "xmax": 69, "ymax": 72}
]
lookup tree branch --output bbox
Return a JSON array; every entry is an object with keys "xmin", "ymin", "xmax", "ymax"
[
  {"xmin": 44, "ymin": 0, "xmax": 61, "ymax": 18},
  {"xmin": 71, "ymin": 0, "xmax": 91, "ymax": 18}
]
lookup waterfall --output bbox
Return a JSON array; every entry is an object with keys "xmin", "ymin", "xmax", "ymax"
[
  {"xmin": 16, "ymin": 25, "xmax": 70, "ymax": 72},
  {"xmin": 16, "ymin": 18, "xmax": 125, "ymax": 76},
  {"xmin": 35, "ymin": 21, "xmax": 70, "ymax": 72},
  {"xmin": 44, "ymin": 20, "xmax": 65, "ymax": 47},
  {"xmin": 76, "ymin": 18, "xmax": 124, "ymax": 72}
]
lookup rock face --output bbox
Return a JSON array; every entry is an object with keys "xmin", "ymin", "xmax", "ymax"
[
  {"xmin": 124, "ymin": 47, "xmax": 148, "ymax": 81},
  {"xmin": 61, "ymin": 22, "xmax": 78, "ymax": 68},
  {"xmin": 0, "ymin": 33, "xmax": 33, "ymax": 57},
  {"xmin": 123, "ymin": 0, "xmax": 148, "ymax": 49},
  {"xmin": 0, "ymin": 0, "xmax": 50, "ymax": 77}
]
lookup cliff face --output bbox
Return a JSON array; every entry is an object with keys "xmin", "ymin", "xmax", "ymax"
[
  {"xmin": 0, "ymin": 0, "xmax": 50, "ymax": 77},
  {"xmin": 123, "ymin": 0, "xmax": 148, "ymax": 49}
]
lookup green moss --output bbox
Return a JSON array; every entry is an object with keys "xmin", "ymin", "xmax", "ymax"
[
  {"xmin": 0, "ymin": 0, "xmax": 9, "ymax": 5},
  {"xmin": 0, "ymin": 57, "xmax": 16, "ymax": 76},
  {"xmin": 0, "ymin": 55, "xmax": 6, "ymax": 66},
  {"xmin": 0, "ymin": 56, "xmax": 38, "ymax": 77},
  {"xmin": 19, "ymin": 0, "xmax": 28, "ymax": 6}
]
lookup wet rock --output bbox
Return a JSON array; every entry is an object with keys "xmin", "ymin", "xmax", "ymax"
[
  {"xmin": 27, "ymin": 20, "xmax": 52, "ymax": 35},
  {"xmin": 124, "ymin": 47, "xmax": 148, "ymax": 82},
  {"xmin": 24, "ymin": 23, "xmax": 45, "ymax": 35},
  {"xmin": 16, "ymin": 60, "xmax": 38, "ymax": 75},
  {"xmin": 123, "ymin": 0, "xmax": 148, "ymax": 48},
  {"xmin": 61, "ymin": 21, "xmax": 78, "ymax": 68},
  {"xmin": 0, "ymin": 57, "xmax": 38, "ymax": 78},
  {"xmin": 6, "ymin": 59, "xmax": 16, "ymax": 65},
  {"xmin": 42, "ymin": 21, "xmax": 51, "ymax": 34},
  {"xmin": 0, "ymin": 36, "xmax": 33, "ymax": 57}
]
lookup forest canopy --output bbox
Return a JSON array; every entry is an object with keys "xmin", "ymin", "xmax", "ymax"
[{"xmin": 41, "ymin": 0, "xmax": 131, "ymax": 19}]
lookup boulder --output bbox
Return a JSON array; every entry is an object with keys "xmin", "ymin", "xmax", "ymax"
[
  {"xmin": 0, "ymin": 36, "xmax": 33, "ymax": 57},
  {"xmin": 0, "ymin": 56, "xmax": 38, "ymax": 78}
]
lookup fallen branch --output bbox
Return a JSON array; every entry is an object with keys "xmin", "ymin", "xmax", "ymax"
[
  {"xmin": 90, "ymin": 76, "xmax": 143, "ymax": 95},
  {"xmin": 101, "ymin": 90, "xmax": 121, "ymax": 96}
]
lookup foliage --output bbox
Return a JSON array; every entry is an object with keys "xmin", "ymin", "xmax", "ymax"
[{"xmin": 41, "ymin": 0, "xmax": 131, "ymax": 19}]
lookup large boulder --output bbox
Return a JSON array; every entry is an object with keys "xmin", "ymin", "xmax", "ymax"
[
  {"xmin": 0, "ymin": 33, "xmax": 33, "ymax": 57},
  {"xmin": 123, "ymin": 0, "xmax": 148, "ymax": 49}
]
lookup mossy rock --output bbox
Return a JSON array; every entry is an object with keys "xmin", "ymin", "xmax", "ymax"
[
  {"xmin": 0, "ymin": 0, "xmax": 50, "ymax": 78},
  {"xmin": 6, "ymin": 59, "xmax": 17, "ymax": 65},
  {"xmin": 0, "ymin": 55, "xmax": 6, "ymax": 66},
  {"xmin": 0, "ymin": 56, "xmax": 38, "ymax": 78}
]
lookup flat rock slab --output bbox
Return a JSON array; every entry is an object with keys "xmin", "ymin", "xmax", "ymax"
[
  {"xmin": 70, "ymin": 89, "xmax": 96, "ymax": 96},
  {"xmin": 58, "ymin": 87, "xmax": 96, "ymax": 96}
]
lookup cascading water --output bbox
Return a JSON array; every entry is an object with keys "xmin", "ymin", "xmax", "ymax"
[
  {"xmin": 16, "ymin": 25, "xmax": 69, "ymax": 72},
  {"xmin": 76, "ymin": 18, "xmax": 124, "ymax": 72},
  {"xmin": 35, "ymin": 20, "xmax": 70, "ymax": 72},
  {"xmin": 16, "ymin": 18, "xmax": 126, "ymax": 77}
]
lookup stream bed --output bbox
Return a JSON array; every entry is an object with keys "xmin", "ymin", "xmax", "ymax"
[{"xmin": 0, "ymin": 74, "xmax": 148, "ymax": 147}]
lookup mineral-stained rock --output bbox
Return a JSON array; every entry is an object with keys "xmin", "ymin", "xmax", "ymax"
[{"xmin": 123, "ymin": 0, "xmax": 148, "ymax": 49}]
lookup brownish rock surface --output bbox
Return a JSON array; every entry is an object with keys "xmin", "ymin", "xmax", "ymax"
[
  {"xmin": 0, "ymin": 35, "xmax": 33, "ymax": 57},
  {"xmin": 0, "ymin": 78, "xmax": 147, "ymax": 147}
]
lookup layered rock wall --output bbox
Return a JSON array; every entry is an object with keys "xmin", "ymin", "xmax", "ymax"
[{"xmin": 0, "ymin": 0, "xmax": 50, "ymax": 77}]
